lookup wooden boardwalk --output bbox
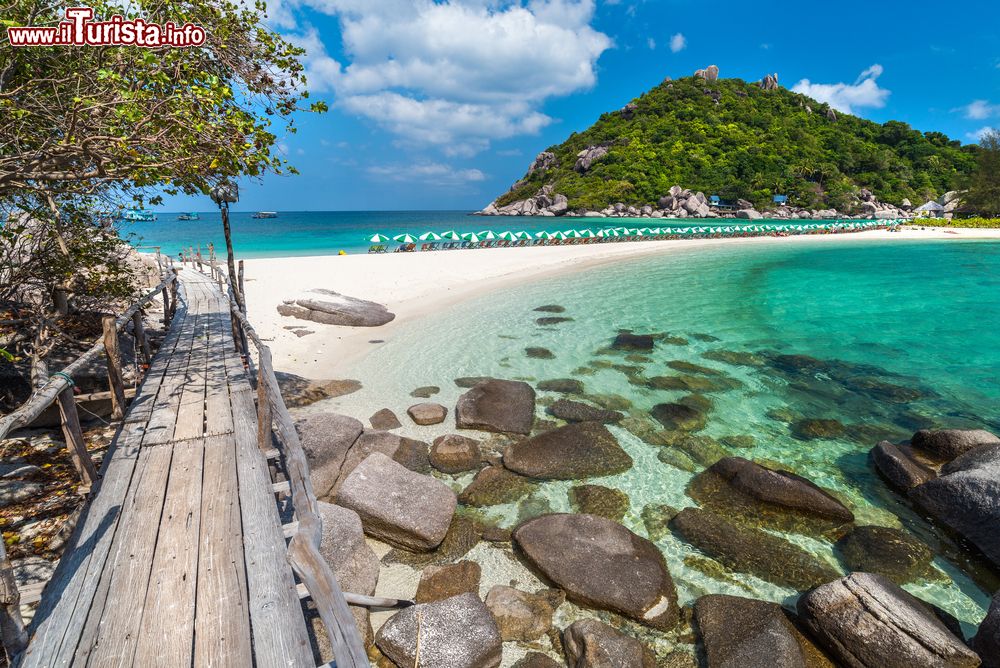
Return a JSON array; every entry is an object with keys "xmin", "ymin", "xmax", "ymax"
[{"xmin": 20, "ymin": 269, "xmax": 317, "ymax": 667}]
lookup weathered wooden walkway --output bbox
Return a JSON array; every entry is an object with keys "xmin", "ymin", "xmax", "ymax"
[{"xmin": 19, "ymin": 268, "xmax": 322, "ymax": 667}]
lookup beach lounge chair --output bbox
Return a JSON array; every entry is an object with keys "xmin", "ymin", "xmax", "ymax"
[{"xmin": 367, "ymin": 244, "xmax": 387, "ymax": 253}]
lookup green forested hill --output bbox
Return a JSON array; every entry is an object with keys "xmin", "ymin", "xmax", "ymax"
[{"xmin": 495, "ymin": 76, "xmax": 977, "ymax": 212}]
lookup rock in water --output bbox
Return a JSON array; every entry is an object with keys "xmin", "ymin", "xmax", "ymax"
[
  {"xmin": 429, "ymin": 434, "xmax": 481, "ymax": 473},
  {"xmin": 317, "ymin": 502, "xmax": 379, "ymax": 645},
  {"xmin": 569, "ymin": 485, "xmax": 630, "ymax": 521},
  {"xmin": 797, "ymin": 573, "xmax": 980, "ymax": 668},
  {"xmin": 375, "ymin": 592, "xmax": 502, "ymax": 668},
  {"xmin": 369, "ymin": 408, "xmax": 402, "ymax": 430},
  {"xmin": 415, "ymin": 561, "xmax": 481, "ymax": 603},
  {"xmin": 456, "ymin": 379, "xmax": 536, "ymax": 435},
  {"xmin": 277, "ymin": 289, "xmax": 394, "ymax": 326},
  {"xmin": 688, "ymin": 457, "xmax": 854, "ymax": 534},
  {"xmin": 458, "ymin": 466, "xmax": 537, "ymax": 506},
  {"xmin": 870, "ymin": 441, "xmax": 936, "ymax": 491},
  {"xmin": 670, "ymin": 508, "xmax": 840, "ymax": 590},
  {"xmin": 835, "ymin": 526, "xmax": 934, "ymax": 584},
  {"xmin": 611, "ymin": 332, "xmax": 655, "ymax": 351},
  {"xmin": 537, "ymin": 378, "xmax": 585, "ymax": 394},
  {"xmin": 335, "ymin": 453, "xmax": 456, "ymax": 551},
  {"xmin": 650, "ymin": 402, "xmax": 708, "ymax": 432},
  {"xmin": 513, "ymin": 513, "xmax": 678, "ymax": 629},
  {"xmin": 330, "ymin": 430, "xmax": 430, "ymax": 496},
  {"xmin": 295, "ymin": 413, "xmax": 363, "ymax": 499},
  {"xmin": 503, "ymin": 422, "xmax": 633, "ymax": 479},
  {"xmin": 911, "ymin": 428, "xmax": 1000, "ymax": 460},
  {"xmin": 484, "ymin": 585, "xmax": 563, "ymax": 641},
  {"xmin": 974, "ymin": 591, "xmax": 1000, "ymax": 668},
  {"xmin": 410, "ymin": 385, "xmax": 440, "ymax": 398},
  {"xmin": 512, "ymin": 654, "xmax": 562, "ymax": 668},
  {"xmin": 407, "ymin": 402, "xmax": 447, "ymax": 426},
  {"xmin": 562, "ymin": 619, "xmax": 656, "ymax": 668},
  {"xmin": 695, "ymin": 594, "xmax": 833, "ymax": 668},
  {"xmin": 546, "ymin": 399, "xmax": 623, "ymax": 423}
]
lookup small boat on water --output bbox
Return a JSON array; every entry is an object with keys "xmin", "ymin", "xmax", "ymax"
[
  {"xmin": 252, "ymin": 211, "xmax": 278, "ymax": 219},
  {"xmin": 176, "ymin": 212, "xmax": 200, "ymax": 221},
  {"xmin": 122, "ymin": 209, "xmax": 156, "ymax": 222}
]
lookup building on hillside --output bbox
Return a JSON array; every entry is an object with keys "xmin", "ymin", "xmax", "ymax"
[
  {"xmin": 773, "ymin": 195, "xmax": 788, "ymax": 206},
  {"xmin": 914, "ymin": 201, "xmax": 945, "ymax": 218}
]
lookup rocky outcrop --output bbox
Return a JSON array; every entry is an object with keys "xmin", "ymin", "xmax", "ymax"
[
  {"xmin": 513, "ymin": 513, "xmax": 679, "ymax": 629},
  {"xmin": 484, "ymin": 586, "xmax": 563, "ymax": 641},
  {"xmin": 760, "ymin": 73, "xmax": 779, "ymax": 90},
  {"xmin": 695, "ymin": 65, "xmax": 720, "ymax": 81},
  {"xmin": 974, "ymin": 591, "xmax": 1000, "ymax": 668},
  {"xmin": 911, "ymin": 429, "xmax": 999, "ymax": 461},
  {"xmin": 316, "ymin": 429, "xmax": 430, "ymax": 498},
  {"xmin": 275, "ymin": 372, "xmax": 361, "ymax": 408},
  {"xmin": 456, "ymin": 379, "xmax": 536, "ymax": 435},
  {"xmin": 296, "ymin": 413, "xmax": 364, "ymax": 499},
  {"xmin": 695, "ymin": 594, "xmax": 833, "ymax": 668},
  {"xmin": 503, "ymin": 422, "xmax": 633, "ymax": 479},
  {"xmin": 376, "ymin": 593, "xmax": 502, "ymax": 668},
  {"xmin": 563, "ymin": 619, "xmax": 656, "ymax": 667},
  {"xmin": 277, "ymin": 288, "xmax": 394, "ymax": 327},
  {"xmin": 575, "ymin": 145, "xmax": 610, "ymax": 173},
  {"xmin": 671, "ymin": 508, "xmax": 840, "ymax": 590},
  {"xmin": 870, "ymin": 441, "xmax": 936, "ymax": 491},
  {"xmin": 430, "ymin": 434, "xmax": 481, "ymax": 473},
  {"xmin": 415, "ymin": 561, "xmax": 481, "ymax": 603},
  {"xmin": 834, "ymin": 526, "xmax": 934, "ymax": 584},
  {"xmin": 335, "ymin": 453, "xmax": 457, "ymax": 551},
  {"xmin": 527, "ymin": 151, "xmax": 557, "ymax": 176},
  {"xmin": 688, "ymin": 457, "xmax": 855, "ymax": 534},
  {"xmin": 797, "ymin": 573, "xmax": 980, "ymax": 668},
  {"xmin": 369, "ymin": 408, "xmax": 401, "ymax": 430},
  {"xmin": 480, "ymin": 184, "xmax": 571, "ymax": 217},
  {"xmin": 737, "ymin": 208, "xmax": 763, "ymax": 219}
]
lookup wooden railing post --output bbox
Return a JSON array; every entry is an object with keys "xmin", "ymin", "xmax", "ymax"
[
  {"xmin": 132, "ymin": 310, "xmax": 151, "ymax": 365},
  {"xmin": 161, "ymin": 284, "xmax": 171, "ymax": 327},
  {"xmin": 56, "ymin": 387, "xmax": 99, "ymax": 489},
  {"xmin": 238, "ymin": 261, "xmax": 246, "ymax": 316},
  {"xmin": 256, "ymin": 360, "xmax": 272, "ymax": 455},
  {"xmin": 196, "ymin": 244, "xmax": 202, "ymax": 270},
  {"xmin": 0, "ymin": 539, "xmax": 27, "ymax": 662},
  {"xmin": 169, "ymin": 269, "xmax": 179, "ymax": 321},
  {"xmin": 102, "ymin": 315, "xmax": 126, "ymax": 421}
]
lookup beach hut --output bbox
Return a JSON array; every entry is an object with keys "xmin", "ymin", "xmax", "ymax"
[
  {"xmin": 773, "ymin": 195, "xmax": 788, "ymax": 206},
  {"xmin": 914, "ymin": 201, "xmax": 945, "ymax": 219}
]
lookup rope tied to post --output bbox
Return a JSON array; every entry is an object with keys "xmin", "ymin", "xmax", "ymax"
[{"xmin": 51, "ymin": 371, "xmax": 75, "ymax": 387}]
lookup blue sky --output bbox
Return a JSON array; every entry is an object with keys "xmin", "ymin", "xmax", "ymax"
[{"xmin": 161, "ymin": 0, "xmax": 1000, "ymax": 212}]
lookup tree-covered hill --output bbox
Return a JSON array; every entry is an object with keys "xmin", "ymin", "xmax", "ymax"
[{"xmin": 494, "ymin": 76, "xmax": 977, "ymax": 212}]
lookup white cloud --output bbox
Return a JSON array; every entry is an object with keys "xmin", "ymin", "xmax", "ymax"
[
  {"xmin": 960, "ymin": 100, "xmax": 999, "ymax": 120},
  {"xmin": 791, "ymin": 64, "xmax": 890, "ymax": 115},
  {"xmin": 647, "ymin": 37, "xmax": 656, "ymax": 50},
  {"xmin": 284, "ymin": 0, "xmax": 611, "ymax": 155},
  {"xmin": 367, "ymin": 162, "xmax": 487, "ymax": 186},
  {"xmin": 967, "ymin": 126, "xmax": 996, "ymax": 142},
  {"xmin": 669, "ymin": 32, "xmax": 685, "ymax": 53}
]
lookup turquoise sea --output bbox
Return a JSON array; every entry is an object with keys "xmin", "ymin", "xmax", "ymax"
[
  {"xmin": 330, "ymin": 236, "xmax": 1000, "ymax": 633},
  {"xmin": 124, "ymin": 210, "xmax": 867, "ymax": 258}
]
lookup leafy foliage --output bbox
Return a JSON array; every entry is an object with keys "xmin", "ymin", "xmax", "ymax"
[
  {"xmin": 498, "ymin": 77, "xmax": 977, "ymax": 211},
  {"xmin": 918, "ymin": 217, "xmax": 1000, "ymax": 228},
  {"xmin": 962, "ymin": 130, "xmax": 1000, "ymax": 217}
]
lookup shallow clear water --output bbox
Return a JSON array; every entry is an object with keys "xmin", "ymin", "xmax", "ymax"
[{"xmin": 332, "ymin": 238, "xmax": 1000, "ymax": 633}]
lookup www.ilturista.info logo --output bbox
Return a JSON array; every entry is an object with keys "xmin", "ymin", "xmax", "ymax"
[{"xmin": 6, "ymin": 7, "xmax": 206, "ymax": 47}]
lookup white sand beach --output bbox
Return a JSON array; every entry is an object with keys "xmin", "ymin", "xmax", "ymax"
[{"xmin": 240, "ymin": 226, "xmax": 1000, "ymax": 379}]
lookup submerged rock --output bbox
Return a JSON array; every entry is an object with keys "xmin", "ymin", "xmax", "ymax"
[
  {"xmin": 646, "ymin": 375, "xmax": 742, "ymax": 393},
  {"xmin": 514, "ymin": 513, "xmax": 679, "ymax": 629},
  {"xmin": 702, "ymin": 349, "xmax": 765, "ymax": 367},
  {"xmin": 336, "ymin": 453, "xmax": 456, "ymax": 551},
  {"xmin": 415, "ymin": 560, "xmax": 481, "ymax": 603},
  {"xmin": 666, "ymin": 360, "xmax": 723, "ymax": 376},
  {"xmin": 797, "ymin": 572, "xmax": 980, "ymax": 668},
  {"xmin": 611, "ymin": 332, "xmax": 655, "ymax": 351},
  {"xmin": 569, "ymin": 484, "xmax": 630, "ymax": 521},
  {"xmin": 546, "ymin": 399, "xmax": 623, "ymax": 424},
  {"xmin": 375, "ymin": 593, "xmax": 502, "ymax": 668},
  {"xmin": 695, "ymin": 594, "xmax": 834, "ymax": 668},
  {"xmin": 870, "ymin": 441, "xmax": 936, "ymax": 491},
  {"xmin": 651, "ymin": 402, "xmax": 708, "ymax": 432},
  {"xmin": 641, "ymin": 504, "xmax": 678, "ymax": 541},
  {"xmin": 525, "ymin": 347, "xmax": 556, "ymax": 360},
  {"xmin": 456, "ymin": 379, "xmax": 536, "ymax": 434},
  {"xmin": 835, "ymin": 525, "xmax": 934, "ymax": 584},
  {"xmin": 537, "ymin": 378, "xmax": 585, "ymax": 394},
  {"xmin": 533, "ymin": 304, "xmax": 565, "ymax": 313},
  {"xmin": 536, "ymin": 316, "xmax": 573, "ymax": 326},
  {"xmin": 512, "ymin": 654, "xmax": 561, "ymax": 668},
  {"xmin": 688, "ymin": 457, "xmax": 854, "ymax": 535},
  {"xmin": 911, "ymin": 428, "xmax": 1000, "ymax": 461},
  {"xmin": 458, "ymin": 465, "xmax": 537, "ymax": 506},
  {"xmin": 503, "ymin": 422, "xmax": 633, "ymax": 479},
  {"xmin": 790, "ymin": 418, "xmax": 846, "ymax": 441},
  {"xmin": 563, "ymin": 619, "xmax": 656, "ymax": 668},
  {"xmin": 430, "ymin": 434, "xmax": 481, "ymax": 473},
  {"xmin": 671, "ymin": 508, "xmax": 840, "ymax": 590},
  {"xmin": 410, "ymin": 385, "xmax": 440, "ymax": 398}
]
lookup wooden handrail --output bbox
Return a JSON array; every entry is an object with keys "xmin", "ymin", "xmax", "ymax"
[{"xmin": 207, "ymin": 265, "xmax": 369, "ymax": 667}]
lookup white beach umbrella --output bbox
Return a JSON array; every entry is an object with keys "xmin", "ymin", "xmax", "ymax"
[
  {"xmin": 368, "ymin": 233, "xmax": 389, "ymax": 243},
  {"xmin": 461, "ymin": 232, "xmax": 481, "ymax": 242},
  {"xmin": 535, "ymin": 230, "xmax": 557, "ymax": 239},
  {"xmin": 393, "ymin": 233, "xmax": 417, "ymax": 243},
  {"xmin": 514, "ymin": 231, "xmax": 532, "ymax": 240},
  {"xmin": 418, "ymin": 231, "xmax": 442, "ymax": 241},
  {"xmin": 440, "ymin": 230, "xmax": 462, "ymax": 240},
  {"xmin": 551, "ymin": 231, "xmax": 570, "ymax": 240},
  {"xmin": 576, "ymin": 229, "xmax": 596, "ymax": 238},
  {"xmin": 498, "ymin": 231, "xmax": 517, "ymax": 241},
  {"xmin": 478, "ymin": 230, "xmax": 499, "ymax": 240}
]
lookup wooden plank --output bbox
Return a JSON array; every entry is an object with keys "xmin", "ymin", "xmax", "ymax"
[
  {"xmin": 76, "ymin": 441, "xmax": 174, "ymax": 667},
  {"xmin": 142, "ymin": 310, "xmax": 199, "ymax": 446},
  {"xmin": 229, "ymin": 388, "xmax": 314, "ymax": 667},
  {"xmin": 172, "ymin": 310, "xmax": 208, "ymax": 442},
  {"xmin": 193, "ymin": 434, "xmax": 252, "ymax": 668},
  {"xmin": 133, "ymin": 437, "xmax": 204, "ymax": 666},
  {"xmin": 124, "ymin": 303, "xmax": 189, "ymax": 425},
  {"xmin": 20, "ymin": 423, "xmax": 146, "ymax": 668},
  {"xmin": 203, "ymin": 310, "xmax": 235, "ymax": 437}
]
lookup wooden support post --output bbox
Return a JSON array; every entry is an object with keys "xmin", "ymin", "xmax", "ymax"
[
  {"xmin": 56, "ymin": 387, "xmax": 98, "ymax": 488},
  {"xmin": 196, "ymin": 243, "xmax": 202, "ymax": 270},
  {"xmin": 169, "ymin": 269, "xmax": 179, "ymax": 321},
  {"xmin": 0, "ymin": 539, "xmax": 27, "ymax": 662},
  {"xmin": 256, "ymin": 363, "xmax": 272, "ymax": 455},
  {"xmin": 154, "ymin": 246, "xmax": 162, "ymax": 275},
  {"xmin": 132, "ymin": 310, "xmax": 151, "ymax": 365},
  {"xmin": 161, "ymin": 285, "xmax": 171, "ymax": 326},
  {"xmin": 102, "ymin": 315, "xmax": 126, "ymax": 421},
  {"xmin": 238, "ymin": 261, "xmax": 246, "ymax": 316}
]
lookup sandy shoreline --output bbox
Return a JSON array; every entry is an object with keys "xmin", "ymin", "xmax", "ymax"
[{"xmin": 239, "ymin": 226, "xmax": 1000, "ymax": 380}]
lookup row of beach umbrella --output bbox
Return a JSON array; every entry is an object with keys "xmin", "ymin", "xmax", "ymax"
[{"xmin": 368, "ymin": 220, "xmax": 899, "ymax": 245}]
